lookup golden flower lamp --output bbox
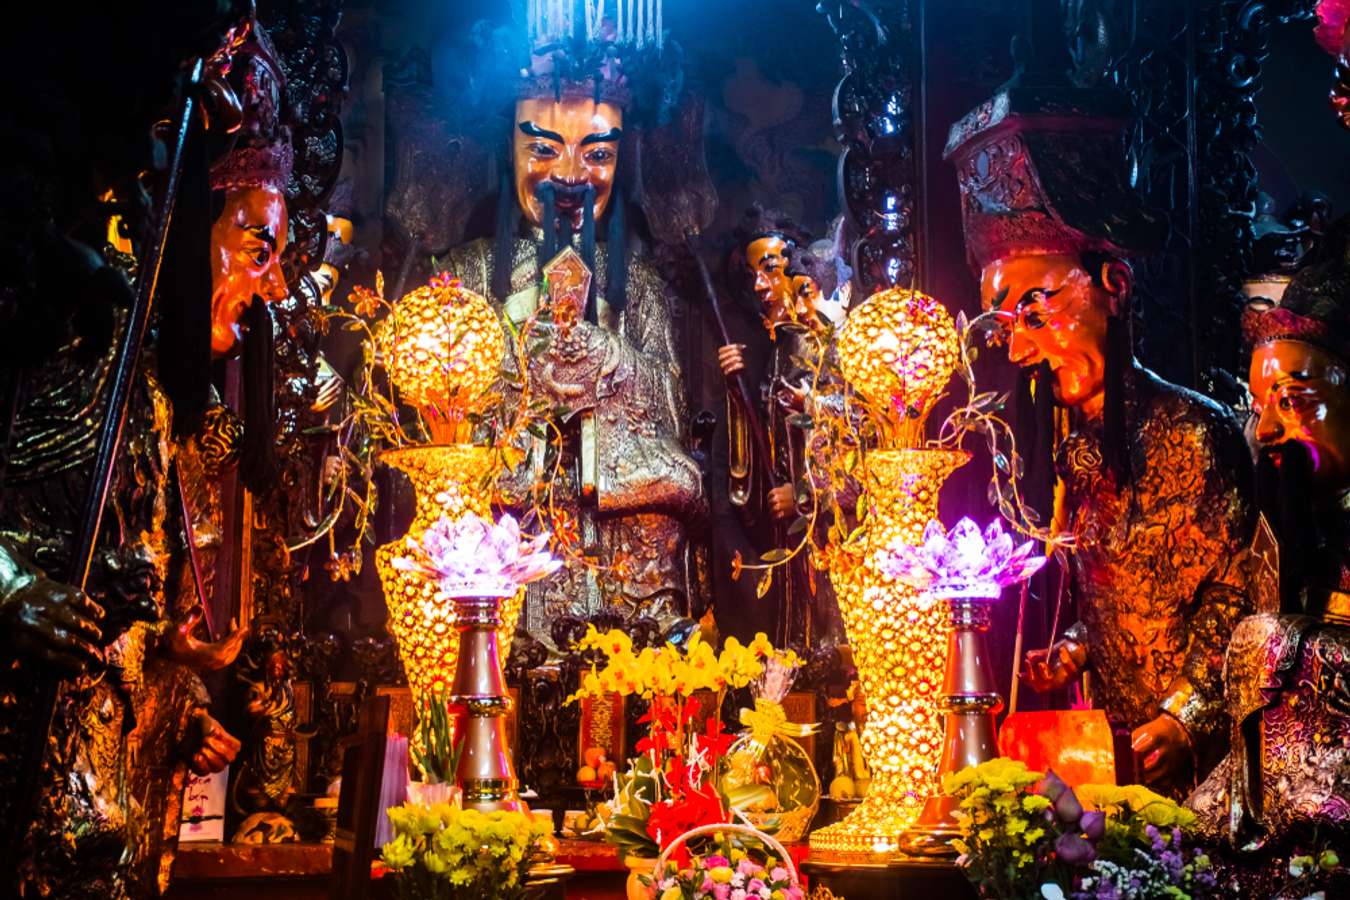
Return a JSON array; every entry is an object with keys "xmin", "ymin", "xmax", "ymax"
[
  {"xmin": 883, "ymin": 518, "xmax": 1047, "ymax": 856},
  {"xmin": 372, "ymin": 277, "xmax": 517, "ymax": 721},
  {"xmin": 811, "ymin": 288, "xmax": 967, "ymax": 858}
]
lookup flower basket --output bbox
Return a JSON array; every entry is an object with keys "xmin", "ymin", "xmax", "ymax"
[
  {"xmin": 717, "ymin": 659, "xmax": 820, "ymax": 843},
  {"xmin": 646, "ymin": 823, "xmax": 801, "ymax": 899},
  {"xmin": 719, "ymin": 730, "xmax": 820, "ymax": 842}
]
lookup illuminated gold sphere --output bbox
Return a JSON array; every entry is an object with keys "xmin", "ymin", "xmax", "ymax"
[
  {"xmin": 375, "ymin": 279, "xmax": 505, "ymax": 414},
  {"xmin": 837, "ymin": 288, "xmax": 959, "ymax": 423}
]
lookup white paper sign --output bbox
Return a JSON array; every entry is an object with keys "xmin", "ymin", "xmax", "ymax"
[{"xmin": 179, "ymin": 766, "xmax": 229, "ymax": 842}]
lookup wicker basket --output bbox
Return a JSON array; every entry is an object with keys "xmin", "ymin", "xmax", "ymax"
[{"xmin": 650, "ymin": 822, "xmax": 801, "ymax": 891}]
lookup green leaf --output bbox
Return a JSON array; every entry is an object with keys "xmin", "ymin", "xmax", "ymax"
[{"xmin": 756, "ymin": 569, "xmax": 773, "ymax": 598}]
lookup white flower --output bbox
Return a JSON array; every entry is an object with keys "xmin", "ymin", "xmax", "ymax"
[{"xmin": 391, "ymin": 511, "xmax": 561, "ymax": 597}]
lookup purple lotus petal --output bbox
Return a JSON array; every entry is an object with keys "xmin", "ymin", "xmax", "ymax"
[
  {"xmin": 1080, "ymin": 809, "xmax": 1105, "ymax": 840},
  {"xmin": 987, "ymin": 533, "xmax": 1013, "ymax": 570},
  {"xmin": 403, "ymin": 510, "xmax": 562, "ymax": 597},
  {"xmin": 950, "ymin": 518, "xmax": 985, "ymax": 565},
  {"xmin": 1040, "ymin": 769, "xmax": 1070, "ymax": 802},
  {"xmin": 997, "ymin": 541, "xmax": 1048, "ymax": 585},
  {"xmin": 878, "ymin": 517, "xmax": 1046, "ymax": 599},
  {"xmin": 1054, "ymin": 832, "xmax": 1096, "ymax": 865},
  {"xmin": 920, "ymin": 519, "xmax": 949, "ymax": 560},
  {"xmin": 1053, "ymin": 788, "xmax": 1083, "ymax": 824}
]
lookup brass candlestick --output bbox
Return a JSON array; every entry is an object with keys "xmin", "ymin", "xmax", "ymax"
[
  {"xmin": 882, "ymin": 517, "xmax": 1046, "ymax": 857},
  {"xmin": 449, "ymin": 589, "xmax": 525, "ymax": 812},
  {"xmin": 899, "ymin": 593, "xmax": 1002, "ymax": 856}
]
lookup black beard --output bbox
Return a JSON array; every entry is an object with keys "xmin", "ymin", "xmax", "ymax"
[
  {"xmin": 238, "ymin": 296, "xmax": 277, "ymax": 495},
  {"xmin": 537, "ymin": 182, "xmax": 597, "ymax": 320},
  {"xmin": 1256, "ymin": 441, "xmax": 1344, "ymax": 615}
]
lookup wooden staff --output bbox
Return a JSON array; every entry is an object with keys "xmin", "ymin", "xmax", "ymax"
[{"xmin": 3, "ymin": 59, "xmax": 205, "ymax": 864}]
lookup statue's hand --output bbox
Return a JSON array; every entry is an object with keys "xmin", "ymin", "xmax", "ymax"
[
  {"xmin": 717, "ymin": 343, "xmax": 746, "ymax": 376},
  {"xmin": 162, "ymin": 609, "xmax": 248, "ymax": 671},
  {"xmin": 768, "ymin": 484, "xmax": 797, "ymax": 520},
  {"xmin": 188, "ymin": 709, "xmax": 242, "ymax": 776},
  {"xmin": 311, "ymin": 368, "xmax": 344, "ymax": 414},
  {"xmin": 779, "ymin": 377, "xmax": 811, "ymax": 412},
  {"xmin": 1131, "ymin": 713, "xmax": 1192, "ymax": 786},
  {"xmin": 1021, "ymin": 638, "xmax": 1087, "ymax": 692},
  {"xmin": 541, "ymin": 318, "xmax": 613, "ymax": 364},
  {"xmin": 0, "ymin": 575, "xmax": 105, "ymax": 673}
]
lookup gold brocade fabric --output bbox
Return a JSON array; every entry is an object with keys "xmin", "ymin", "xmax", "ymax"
[
  {"xmin": 1055, "ymin": 366, "xmax": 1254, "ymax": 770},
  {"xmin": 1188, "ymin": 613, "xmax": 1350, "ymax": 848},
  {"xmin": 1188, "ymin": 499, "xmax": 1350, "ymax": 852},
  {"xmin": 0, "ymin": 328, "xmax": 215, "ymax": 897},
  {"xmin": 444, "ymin": 237, "xmax": 705, "ymax": 646}
]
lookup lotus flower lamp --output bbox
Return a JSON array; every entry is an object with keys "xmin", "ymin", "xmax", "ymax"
[
  {"xmin": 393, "ymin": 511, "xmax": 561, "ymax": 812},
  {"xmin": 881, "ymin": 517, "xmax": 1047, "ymax": 856}
]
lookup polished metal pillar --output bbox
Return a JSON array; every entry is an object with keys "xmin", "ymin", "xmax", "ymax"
[
  {"xmin": 448, "ymin": 591, "xmax": 525, "ymax": 812},
  {"xmin": 899, "ymin": 594, "xmax": 1002, "ymax": 856}
]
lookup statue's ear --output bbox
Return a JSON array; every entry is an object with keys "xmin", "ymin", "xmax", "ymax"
[{"xmin": 1099, "ymin": 258, "xmax": 1133, "ymax": 315}]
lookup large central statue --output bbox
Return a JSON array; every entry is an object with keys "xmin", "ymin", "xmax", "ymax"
[{"xmin": 444, "ymin": 13, "xmax": 704, "ymax": 643}]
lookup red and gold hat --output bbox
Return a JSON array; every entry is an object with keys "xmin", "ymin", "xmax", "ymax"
[
  {"xmin": 207, "ymin": 20, "xmax": 292, "ymax": 192},
  {"xmin": 1243, "ymin": 215, "xmax": 1350, "ymax": 361},
  {"xmin": 944, "ymin": 86, "xmax": 1162, "ymax": 271}
]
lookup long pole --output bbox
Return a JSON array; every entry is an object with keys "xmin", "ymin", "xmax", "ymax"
[{"xmin": 2, "ymin": 59, "xmax": 203, "ymax": 867}]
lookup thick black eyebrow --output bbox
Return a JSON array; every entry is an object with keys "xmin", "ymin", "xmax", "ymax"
[
  {"xmin": 580, "ymin": 128, "xmax": 623, "ymax": 145},
  {"xmin": 1017, "ymin": 286, "xmax": 1061, "ymax": 308},
  {"xmin": 243, "ymin": 224, "xmax": 277, "ymax": 250},
  {"xmin": 518, "ymin": 121, "xmax": 565, "ymax": 143}
]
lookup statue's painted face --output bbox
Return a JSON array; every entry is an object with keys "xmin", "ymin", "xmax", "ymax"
[
  {"xmin": 1250, "ymin": 339, "xmax": 1350, "ymax": 491},
  {"xmin": 789, "ymin": 273, "xmax": 824, "ymax": 329},
  {"xmin": 514, "ymin": 97, "xmax": 623, "ymax": 230},
  {"xmin": 746, "ymin": 236, "xmax": 799, "ymax": 335},
  {"xmin": 980, "ymin": 253, "xmax": 1116, "ymax": 412},
  {"xmin": 210, "ymin": 185, "xmax": 288, "ymax": 357}
]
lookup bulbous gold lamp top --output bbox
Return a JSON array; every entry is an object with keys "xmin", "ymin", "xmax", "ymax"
[
  {"xmin": 375, "ymin": 277, "xmax": 506, "ymax": 419},
  {"xmin": 836, "ymin": 287, "xmax": 960, "ymax": 446}
]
